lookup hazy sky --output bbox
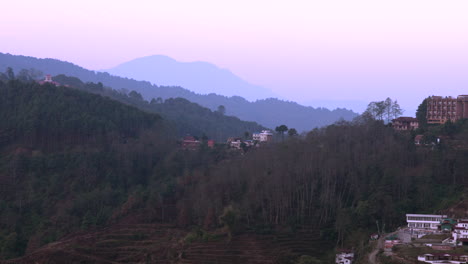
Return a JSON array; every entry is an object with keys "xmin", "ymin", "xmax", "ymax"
[{"xmin": 1, "ymin": 0, "xmax": 467, "ymax": 113}]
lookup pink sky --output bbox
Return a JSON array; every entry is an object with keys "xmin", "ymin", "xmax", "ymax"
[{"xmin": 1, "ymin": 0, "xmax": 467, "ymax": 113}]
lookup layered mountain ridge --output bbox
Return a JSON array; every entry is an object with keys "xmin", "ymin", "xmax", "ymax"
[{"xmin": 0, "ymin": 52, "xmax": 358, "ymax": 132}]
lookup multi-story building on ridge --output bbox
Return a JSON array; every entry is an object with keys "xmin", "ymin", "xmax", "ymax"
[
  {"xmin": 452, "ymin": 220, "xmax": 468, "ymax": 243},
  {"xmin": 426, "ymin": 95, "xmax": 468, "ymax": 124},
  {"xmin": 392, "ymin": 117, "xmax": 419, "ymax": 131},
  {"xmin": 406, "ymin": 214, "xmax": 447, "ymax": 230}
]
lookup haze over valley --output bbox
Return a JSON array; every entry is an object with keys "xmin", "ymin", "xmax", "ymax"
[{"xmin": 1, "ymin": 1, "xmax": 468, "ymax": 264}]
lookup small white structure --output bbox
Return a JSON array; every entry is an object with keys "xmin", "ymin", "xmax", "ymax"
[
  {"xmin": 418, "ymin": 253, "xmax": 468, "ymax": 264},
  {"xmin": 230, "ymin": 139, "xmax": 242, "ymax": 149},
  {"xmin": 335, "ymin": 251, "xmax": 354, "ymax": 264},
  {"xmin": 406, "ymin": 214, "xmax": 447, "ymax": 230},
  {"xmin": 252, "ymin": 130, "xmax": 273, "ymax": 142}
]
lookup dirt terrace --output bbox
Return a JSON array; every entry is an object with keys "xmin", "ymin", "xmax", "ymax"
[{"xmin": 0, "ymin": 224, "xmax": 327, "ymax": 264}]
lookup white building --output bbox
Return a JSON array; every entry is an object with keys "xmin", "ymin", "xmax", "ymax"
[
  {"xmin": 453, "ymin": 220, "xmax": 468, "ymax": 243},
  {"xmin": 418, "ymin": 253, "xmax": 468, "ymax": 264},
  {"xmin": 252, "ymin": 130, "xmax": 273, "ymax": 142},
  {"xmin": 335, "ymin": 251, "xmax": 354, "ymax": 264},
  {"xmin": 406, "ymin": 214, "xmax": 447, "ymax": 230}
]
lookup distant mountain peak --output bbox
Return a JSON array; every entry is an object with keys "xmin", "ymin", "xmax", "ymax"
[{"xmin": 103, "ymin": 55, "xmax": 277, "ymax": 101}]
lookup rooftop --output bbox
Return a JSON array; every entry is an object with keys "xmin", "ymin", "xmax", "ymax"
[{"xmin": 393, "ymin": 116, "xmax": 418, "ymax": 122}]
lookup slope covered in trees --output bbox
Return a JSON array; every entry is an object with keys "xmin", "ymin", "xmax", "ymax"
[
  {"xmin": 179, "ymin": 118, "xmax": 466, "ymax": 239},
  {"xmin": 0, "ymin": 53, "xmax": 358, "ymax": 131},
  {"xmin": 1, "ymin": 79, "xmax": 467, "ymax": 263},
  {"xmin": 0, "ymin": 80, "xmax": 163, "ymax": 150},
  {"xmin": 0, "ymin": 77, "xmax": 468, "ymax": 263},
  {"xmin": 50, "ymin": 74, "xmax": 266, "ymax": 141},
  {"xmin": 0, "ymin": 79, "xmax": 176, "ymax": 258}
]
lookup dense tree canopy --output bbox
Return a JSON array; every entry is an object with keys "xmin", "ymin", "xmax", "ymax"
[
  {"xmin": 0, "ymin": 77, "xmax": 467, "ymax": 263},
  {"xmin": 0, "ymin": 53, "xmax": 359, "ymax": 132},
  {"xmin": 416, "ymin": 98, "xmax": 428, "ymax": 129},
  {"xmin": 365, "ymin": 97, "xmax": 403, "ymax": 123},
  {"xmin": 52, "ymin": 74, "xmax": 266, "ymax": 142}
]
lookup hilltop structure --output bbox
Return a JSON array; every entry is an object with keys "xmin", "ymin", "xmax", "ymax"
[
  {"xmin": 252, "ymin": 130, "xmax": 273, "ymax": 142},
  {"xmin": 392, "ymin": 117, "xmax": 419, "ymax": 131},
  {"xmin": 427, "ymin": 95, "xmax": 468, "ymax": 124},
  {"xmin": 406, "ymin": 214, "xmax": 447, "ymax": 230},
  {"xmin": 38, "ymin": 74, "xmax": 61, "ymax": 86}
]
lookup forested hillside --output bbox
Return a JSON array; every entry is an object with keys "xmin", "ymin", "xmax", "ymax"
[
  {"xmin": 50, "ymin": 74, "xmax": 266, "ymax": 141},
  {"xmin": 0, "ymin": 53, "xmax": 358, "ymax": 131},
  {"xmin": 0, "ymin": 79, "xmax": 251, "ymax": 260},
  {"xmin": 0, "ymin": 79, "xmax": 174, "ymax": 258},
  {"xmin": 1, "ymin": 79, "xmax": 466, "ymax": 263},
  {"xmin": 0, "ymin": 80, "xmax": 163, "ymax": 150},
  {"xmin": 177, "ymin": 117, "xmax": 467, "ymax": 241}
]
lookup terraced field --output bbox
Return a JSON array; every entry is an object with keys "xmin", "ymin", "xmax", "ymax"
[
  {"xmin": 0, "ymin": 225, "xmax": 330, "ymax": 264},
  {"xmin": 0, "ymin": 224, "xmax": 183, "ymax": 264}
]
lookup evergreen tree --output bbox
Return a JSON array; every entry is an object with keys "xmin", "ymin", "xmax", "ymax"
[{"xmin": 275, "ymin": 124, "xmax": 288, "ymax": 140}]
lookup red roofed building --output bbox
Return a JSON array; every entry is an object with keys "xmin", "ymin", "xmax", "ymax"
[
  {"xmin": 181, "ymin": 136, "xmax": 200, "ymax": 150},
  {"xmin": 181, "ymin": 136, "xmax": 215, "ymax": 150},
  {"xmin": 207, "ymin": 139, "xmax": 215, "ymax": 148},
  {"xmin": 415, "ymin": 135, "xmax": 424, "ymax": 145},
  {"xmin": 392, "ymin": 117, "xmax": 419, "ymax": 131}
]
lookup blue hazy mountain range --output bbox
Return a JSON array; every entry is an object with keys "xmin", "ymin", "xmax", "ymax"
[
  {"xmin": 103, "ymin": 55, "xmax": 277, "ymax": 101},
  {"xmin": 0, "ymin": 52, "xmax": 358, "ymax": 131},
  {"xmin": 303, "ymin": 99, "xmax": 368, "ymax": 114}
]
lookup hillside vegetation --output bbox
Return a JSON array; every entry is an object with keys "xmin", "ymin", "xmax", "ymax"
[
  {"xmin": 0, "ymin": 53, "xmax": 358, "ymax": 131},
  {"xmin": 0, "ymin": 79, "xmax": 172, "ymax": 257},
  {"xmin": 0, "ymin": 79, "xmax": 467, "ymax": 263},
  {"xmin": 51, "ymin": 74, "xmax": 267, "ymax": 141}
]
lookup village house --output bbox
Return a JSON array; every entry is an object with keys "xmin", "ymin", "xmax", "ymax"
[
  {"xmin": 227, "ymin": 137, "xmax": 242, "ymax": 149},
  {"xmin": 230, "ymin": 139, "xmax": 242, "ymax": 149},
  {"xmin": 452, "ymin": 220, "xmax": 468, "ymax": 245},
  {"xmin": 415, "ymin": 135, "xmax": 424, "ymax": 145},
  {"xmin": 441, "ymin": 218, "xmax": 457, "ymax": 232},
  {"xmin": 418, "ymin": 253, "xmax": 468, "ymax": 264},
  {"xmin": 392, "ymin": 117, "xmax": 419, "ymax": 131},
  {"xmin": 429, "ymin": 244, "xmax": 455, "ymax": 251},
  {"xmin": 384, "ymin": 235, "xmax": 402, "ymax": 251},
  {"xmin": 252, "ymin": 130, "xmax": 273, "ymax": 142},
  {"xmin": 243, "ymin": 140, "xmax": 255, "ymax": 147},
  {"xmin": 181, "ymin": 136, "xmax": 200, "ymax": 150},
  {"xmin": 406, "ymin": 214, "xmax": 447, "ymax": 230},
  {"xmin": 226, "ymin": 137, "xmax": 257, "ymax": 150},
  {"xmin": 335, "ymin": 250, "xmax": 354, "ymax": 264},
  {"xmin": 181, "ymin": 136, "xmax": 215, "ymax": 150},
  {"xmin": 207, "ymin": 139, "xmax": 215, "ymax": 148}
]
